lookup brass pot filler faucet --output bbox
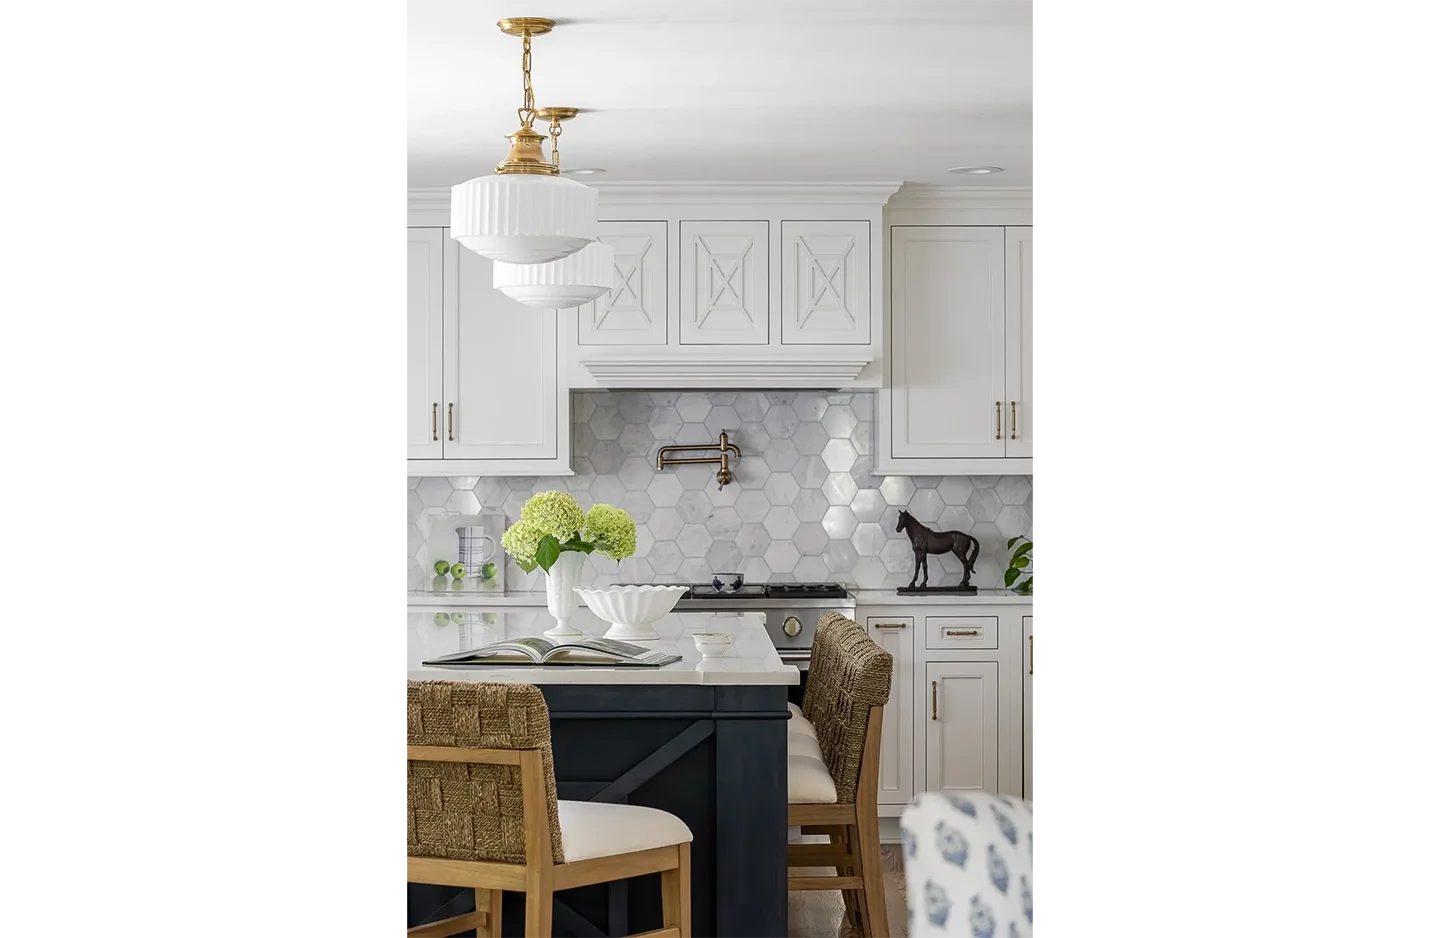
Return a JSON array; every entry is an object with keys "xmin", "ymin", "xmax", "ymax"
[{"xmin": 655, "ymin": 430, "xmax": 742, "ymax": 490}]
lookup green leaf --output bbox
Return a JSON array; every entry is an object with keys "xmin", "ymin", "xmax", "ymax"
[
  {"xmin": 1014, "ymin": 556, "xmax": 1030, "ymax": 568},
  {"xmin": 1004, "ymin": 567, "xmax": 1020, "ymax": 587},
  {"xmin": 1013, "ymin": 577, "xmax": 1033, "ymax": 594},
  {"xmin": 564, "ymin": 539, "xmax": 596, "ymax": 554},
  {"xmin": 534, "ymin": 535, "xmax": 562, "ymax": 572},
  {"xmin": 1007, "ymin": 536, "xmax": 1021, "ymax": 548},
  {"xmin": 515, "ymin": 557, "xmax": 538, "ymax": 574},
  {"xmin": 1012, "ymin": 541, "xmax": 1032, "ymax": 558}
]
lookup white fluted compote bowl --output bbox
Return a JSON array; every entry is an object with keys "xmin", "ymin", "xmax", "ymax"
[{"xmin": 573, "ymin": 585, "xmax": 688, "ymax": 641}]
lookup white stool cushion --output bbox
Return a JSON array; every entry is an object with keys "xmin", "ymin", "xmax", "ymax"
[
  {"xmin": 794, "ymin": 755, "xmax": 840, "ymax": 801},
  {"xmin": 557, "ymin": 800, "xmax": 693, "ymax": 863},
  {"xmin": 788, "ymin": 702, "xmax": 818, "ymax": 740}
]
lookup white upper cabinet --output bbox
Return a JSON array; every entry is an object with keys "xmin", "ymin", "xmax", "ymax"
[
  {"xmin": 407, "ymin": 228, "xmax": 445, "ymax": 459},
  {"xmin": 1005, "ymin": 227, "xmax": 1033, "ymax": 458},
  {"xmin": 443, "ymin": 233, "xmax": 562, "ymax": 462},
  {"xmin": 889, "ymin": 226, "xmax": 1008, "ymax": 460},
  {"xmin": 781, "ymin": 220, "xmax": 871, "ymax": 345},
  {"xmin": 577, "ymin": 221, "xmax": 667, "ymax": 346},
  {"xmin": 680, "ymin": 220, "xmax": 770, "ymax": 345},
  {"xmin": 878, "ymin": 224, "xmax": 1032, "ymax": 474},
  {"xmin": 404, "ymin": 225, "xmax": 571, "ymax": 476}
]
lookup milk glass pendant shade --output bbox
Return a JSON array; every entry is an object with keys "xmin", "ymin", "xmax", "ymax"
[
  {"xmin": 450, "ymin": 172, "xmax": 598, "ymax": 265},
  {"xmin": 493, "ymin": 240, "xmax": 615, "ymax": 308}
]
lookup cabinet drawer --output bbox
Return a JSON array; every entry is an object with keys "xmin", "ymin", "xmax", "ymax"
[
  {"xmin": 866, "ymin": 615, "xmax": 914, "ymax": 636},
  {"xmin": 925, "ymin": 616, "xmax": 999, "ymax": 651}
]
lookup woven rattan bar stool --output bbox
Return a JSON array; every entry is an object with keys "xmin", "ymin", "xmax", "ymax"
[
  {"xmin": 407, "ymin": 680, "xmax": 693, "ymax": 937},
  {"xmin": 786, "ymin": 612, "xmax": 894, "ymax": 937}
]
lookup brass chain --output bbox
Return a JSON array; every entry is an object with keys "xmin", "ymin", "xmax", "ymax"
[
  {"xmin": 549, "ymin": 114, "xmax": 562, "ymax": 171},
  {"xmin": 516, "ymin": 30, "xmax": 535, "ymax": 128}
]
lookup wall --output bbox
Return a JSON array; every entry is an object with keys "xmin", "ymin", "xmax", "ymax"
[{"xmin": 407, "ymin": 390, "xmax": 1032, "ymax": 591}]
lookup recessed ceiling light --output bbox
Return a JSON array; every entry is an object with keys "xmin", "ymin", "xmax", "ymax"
[
  {"xmin": 946, "ymin": 166, "xmax": 1005, "ymax": 175},
  {"xmin": 563, "ymin": 167, "xmax": 606, "ymax": 176}
]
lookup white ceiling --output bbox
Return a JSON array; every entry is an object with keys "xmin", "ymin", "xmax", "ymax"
[{"xmin": 408, "ymin": 0, "xmax": 1031, "ymax": 188}]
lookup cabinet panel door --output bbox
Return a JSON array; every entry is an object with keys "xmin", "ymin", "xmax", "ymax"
[
  {"xmin": 407, "ymin": 228, "xmax": 445, "ymax": 459},
  {"xmin": 578, "ymin": 221, "xmax": 667, "ymax": 346},
  {"xmin": 890, "ymin": 227, "xmax": 1007, "ymax": 459},
  {"xmin": 925, "ymin": 661, "xmax": 1001, "ymax": 796},
  {"xmin": 781, "ymin": 220, "xmax": 870, "ymax": 345},
  {"xmin": 867, "ymin": 617, "xmax": 915, "ymax": 805},
  {"xmin": 1005, "ymin": 228, "xmax": 1033, "ymax": 457},
  {"xmin": 1023, "ymin": 615, "xmax": 1033, "ymax": 800},
  {"xmin": 680, "ymin": 220, "xmax": 769, "ymax": 345},
  {"xmin": 443, "ymin": 232, "xmax": 558, "ymax": 460}
]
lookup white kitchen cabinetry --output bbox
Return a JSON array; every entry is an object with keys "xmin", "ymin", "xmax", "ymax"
[
  {"xmin": 867, "ymin": 615, "xmax": 915, "ymax": 806},
  {"xmin": 1005, "ymin": 228, "xmax": 1033, "ymax": 458},
  {"xmin": 859, "ymin": 600, "xmax": 1027, "ymax": 818},
  {"xmin": 925, "ymin": 661, "xmax": 1002, "ymax": 796},
  {"xmin": 1023, "ymin": 615, "xmax": 1033, "ymax": 800},
  {"xmin": 406, "ymin": 227, "xmax": 571, "ymax": 476},
  {"xmin": 877, "ymin": 225, "xmax": 1033, "ymax": 474},
  {"xmin": 577, "ymin": 221, "xmax": 668, "ymax": 346},
  {"xmin": 781, "ymin": 220, "xmax": 871, "ymax": 345},
  {"xmin": 408, "ymin": 228, "xmax": 445, "ymax": 459},
  {"xmin": 680, "ymin": 220, "xmax": 770, "ymax": 345}
]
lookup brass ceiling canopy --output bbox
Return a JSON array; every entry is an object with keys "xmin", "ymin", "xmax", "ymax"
[{"xmin": 493, "ymin": 17, "xmax": 573, "ymax": 176}]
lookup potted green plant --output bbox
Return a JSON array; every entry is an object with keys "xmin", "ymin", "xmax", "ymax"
[{"xmin": 1004, "ymin": 537, "xmax": 1033, "ymax": 594}]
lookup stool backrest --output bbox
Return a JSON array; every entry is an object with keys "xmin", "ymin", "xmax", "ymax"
[
  {"xmin": 802, "ymin": 613, "xmax": 893, "ymax": 803},
  {"xmin": 406, "ymin": 680, "xmax": 565, "ymax": 865}
]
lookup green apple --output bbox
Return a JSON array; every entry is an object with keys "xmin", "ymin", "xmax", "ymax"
[
  {"xmin": 480, "ymin": 561, "xmax": 497, "ymax": 580},
  {"xmin": 450, "ymin": 612, "xmax": 466, "ymax": 624},
  {"xmin": 433, "ymin": 612, "xmax": 449, "ymax": 626},
  {"xmin": 450, "ymin": 563, "xmax": 467, "ymax": 579},
  {"xmin": 433, "ymin": 559, "xmax": 450, "ymax": 576}
]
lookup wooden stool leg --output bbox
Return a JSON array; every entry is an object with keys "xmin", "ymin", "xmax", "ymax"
[
  {"xmin": 827, "ymin": 826, "xmax": 861, "ymax": 933},
  {"xmin": 854, "ymin": 813, "xmax": 889, "ymax": 938},
  {"xmin": 660, "ymin": 842, "xmax": 692, "ymax": 937},
  {"xmin": 524, "ymin": 886, "xmax": 552, "ymax": 937},
  {"xmin": 476, "ymin": 888, "xmax": 502, "ymax": 937}
]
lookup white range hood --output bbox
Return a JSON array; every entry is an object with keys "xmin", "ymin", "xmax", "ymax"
[{"xmin": 577, "ymin": 351, "xmax": 871, "ymax": 389}]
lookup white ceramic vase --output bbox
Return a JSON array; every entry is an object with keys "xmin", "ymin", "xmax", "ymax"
[{"xmin": 543, "ymin": 550, "xmax": 586, "ymax": 638}]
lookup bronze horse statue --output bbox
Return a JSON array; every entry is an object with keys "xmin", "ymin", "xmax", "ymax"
[{"xmin": 896, "ymin": 509, "xmax": 979, "ymax": 589}]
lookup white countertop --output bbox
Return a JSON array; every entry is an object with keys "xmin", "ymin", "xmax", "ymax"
[
  {"xmin": 851, "ymin": 589, "xmax": 1033, "ymax": 606},
  {"xmin": 409, "ymin": 607, "xmax": 799, "ymax": 686},
  {"xmin": 409, "ymin": 582, "xmax": 1031, "ymax": 608}
]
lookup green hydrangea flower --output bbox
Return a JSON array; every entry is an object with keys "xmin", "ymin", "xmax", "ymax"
[
  {"xmin": 500, "ymin": 517, "xmax": 544, "ymax": 570},
  {"xmin": 519, "ymin": 490, "xmax": 584, "ymax": 541},
  {"xmin": 583, "ymin": 503, "xmax": 637, "ymax": 561}
]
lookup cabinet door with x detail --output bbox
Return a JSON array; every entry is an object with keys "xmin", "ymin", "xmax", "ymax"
[
  {"xmin": 781, "ymin": 219, "xmax": 871, "ymax": 345},
  {"xmin": 680, "ymin": 220, "xmax": 770, "ymax": 345}
]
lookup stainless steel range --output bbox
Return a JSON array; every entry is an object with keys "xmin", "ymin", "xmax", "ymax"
[{"xmin": 665, "ymin": 582, "xmax": 857, "ymax": 671}]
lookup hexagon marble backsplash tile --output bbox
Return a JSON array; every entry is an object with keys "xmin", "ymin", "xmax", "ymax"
[{"xmin": 407, "ymin": 391, "xmax": 1032, "ymax": 592}]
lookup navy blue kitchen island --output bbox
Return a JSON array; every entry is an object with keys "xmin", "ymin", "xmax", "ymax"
[{"xmin": 407, "ymin": 607, "xmax": 798, "ymax": 937}]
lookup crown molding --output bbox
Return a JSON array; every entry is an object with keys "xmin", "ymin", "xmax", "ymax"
[
  {"xmin": 887, "ymin": 185, "xmax": 1033, "ymax": 210},
  {"xmin": 408, "ymin": 181, "xmax": 903, "ymax": 214}
]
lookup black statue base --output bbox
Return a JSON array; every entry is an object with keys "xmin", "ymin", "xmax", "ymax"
[{"xmin": 897, "ymin": 584, "xmax": 979, "ymax": 594}]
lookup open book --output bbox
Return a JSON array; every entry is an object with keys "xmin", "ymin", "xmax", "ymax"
[{"xmin": 422, "ymin": 636, "xmax": 681, "ymax": 668}]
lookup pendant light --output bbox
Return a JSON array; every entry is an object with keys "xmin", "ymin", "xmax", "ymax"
[
  {"xmin": 492, "ymin": 106, "xmax": 614, "ymax": 308},
  {"xmin": 450, "ymin": 18, "xmax": 597, "ymax": 265}
]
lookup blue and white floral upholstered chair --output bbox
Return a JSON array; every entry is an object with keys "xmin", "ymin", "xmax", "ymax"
[{"xmin": 899, "ymin": 791, "xmax": 1032, "ymax": 937}]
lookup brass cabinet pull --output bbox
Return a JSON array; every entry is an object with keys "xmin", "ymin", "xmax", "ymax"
[
  {"xmin": 1011, "ymin": 401, "xmax": 1017, "ymax": 440},
  {"xmin": 431, "ymin": 403, "xmax": 438, "ymax": 441},
  {"xmin": 447, "ymin": 403, "xmax": 454, "ymax": 441},
  {"xmin": 995, "ymin": 402, "xmax": 1002, "ymax": 439},
  {"xmin": 931, "ymin": 681, "xmax": 938, "ymax": 720},
  {"xmin": 945, "ymin": 629, "xmax": 979, "ymax": 637},
  {"xmin": 873, "ymin": 622, "xmax": 908, "ymax": 630},
  {"xmin": 1029, "ymin": 635, "xmax": 1033, "ymax": 675}
]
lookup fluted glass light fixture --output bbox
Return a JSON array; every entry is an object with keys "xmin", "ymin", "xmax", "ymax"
[
  {"xmin": 494, "ymin": 239, "xmax": 615, "ymax": 308},
  {"xmin": 449, "ymin": 18, "xmax": 597, "ymax": 265}
]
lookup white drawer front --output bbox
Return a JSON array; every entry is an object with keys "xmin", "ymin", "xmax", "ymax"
[{"xmin": 924, "ymin": 616, "xmax": 999, "ymax": 651}]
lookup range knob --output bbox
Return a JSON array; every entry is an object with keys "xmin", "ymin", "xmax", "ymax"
[{"xmin": 782, "ymin": 615, "xmax": 802, "ymax": 638}]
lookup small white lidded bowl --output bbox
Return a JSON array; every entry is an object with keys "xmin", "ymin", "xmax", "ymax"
[{"xmin": 691, "ymin": 631, "xmax": 734, "ymax": 658}]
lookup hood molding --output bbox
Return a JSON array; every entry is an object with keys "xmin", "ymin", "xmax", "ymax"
[{"xmin": 579, "ymin": 356, "xmax": 869, "ymax": 389}]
